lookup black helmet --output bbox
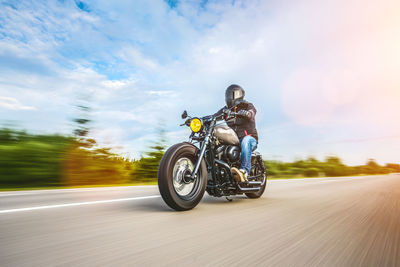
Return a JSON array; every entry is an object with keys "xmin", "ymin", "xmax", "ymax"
[{"xmin": 225, "ymin": 84, "xmax": 245, "ymax": 108}]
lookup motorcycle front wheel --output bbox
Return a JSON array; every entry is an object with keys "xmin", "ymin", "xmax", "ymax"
[{"xmin": 158, "ymin": 143, "xmax": 207, "ymax": 211}]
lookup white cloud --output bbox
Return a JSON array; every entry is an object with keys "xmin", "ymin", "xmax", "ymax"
[
  {"xmin": 147, "ymin": 90, "xmax": 175, "ymax": 96},
  {"xmin": 0, "ymin": 96, "xmax": 36, "ymax": 111},
  {"xmin": 119, "ymin": 46, "xmax": 160, "ymax": 71}
]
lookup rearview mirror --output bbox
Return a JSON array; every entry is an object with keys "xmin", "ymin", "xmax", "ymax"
[{"xmin": 181, "ymin": 110, "xmax": 188, "ymax": 119}]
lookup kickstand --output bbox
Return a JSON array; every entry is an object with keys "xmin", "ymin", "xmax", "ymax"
[{"xmin": 226, "ymin": 197, "xmax": 233, "ymax": 202}]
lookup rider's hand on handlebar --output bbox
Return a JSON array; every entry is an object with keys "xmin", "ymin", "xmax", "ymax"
[{"xmin": 237, "ymin": 110, "xmax": 252, "ymax": 119}]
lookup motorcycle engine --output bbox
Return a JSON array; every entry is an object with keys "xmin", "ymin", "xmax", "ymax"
[
  {"xmin": 216, "ymin": 145, "xmax": 240, "ymax": 163},
  {"xmin": 225, "ymin": 145, "xmax": 240, "ymax": 162}
]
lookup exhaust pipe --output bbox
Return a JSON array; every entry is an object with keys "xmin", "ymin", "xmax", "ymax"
[
  {"xmin": 238, "ymin": 175, "xmax": 266, "ymax": 192},
  {"xmin": 237, "ymin": 183, "xmax": 260, "ymax": 193},
  {"xmin": 247, "ymin": 181, "xmax": 262, "ymax": 186},
  {"xmin": 247, "ymin": 174, "xmax": 266, "ymax": 186}
]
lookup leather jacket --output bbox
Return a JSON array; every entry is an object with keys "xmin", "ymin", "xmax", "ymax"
[{"xmin": 214, "ymin": 100, "xmax": 258, "ymax": 141}]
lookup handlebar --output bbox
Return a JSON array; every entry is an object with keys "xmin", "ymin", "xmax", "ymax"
[
  {"xmin": 208, "ymin": 110, "xmax": 240, "ymax": 122},
  {"xmin": 180, "ymin": 108, "xmax": 241, "ymax": 127}
]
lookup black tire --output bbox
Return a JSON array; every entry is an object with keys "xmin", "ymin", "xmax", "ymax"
[
  {"xmin": 245, "ymin": 159, "xmax": 267, "ymax": 199},
  {"xmin": 158, "ymin": 142, "xmax": 207, "ymax": 211}
]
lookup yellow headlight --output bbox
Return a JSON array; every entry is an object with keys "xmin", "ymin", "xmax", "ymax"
[{"xmin": 190, "ymin": 118, "xmax": 202, "ymax": 132}]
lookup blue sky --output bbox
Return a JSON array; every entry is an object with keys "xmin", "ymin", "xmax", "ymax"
[{"xmin": 1, "ymin": 0, "xmax": 399, "ymax": 165}]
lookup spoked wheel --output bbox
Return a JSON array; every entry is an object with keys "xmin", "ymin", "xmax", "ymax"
[
  {"xmin": 158, "ymin": 143, "xmax": 207, "ymax": 211},
  {"xmin": 245, "ymin": 159, "xmax": 267, "ymax": 199}
]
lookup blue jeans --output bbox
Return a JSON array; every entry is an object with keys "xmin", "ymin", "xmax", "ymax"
[{"xmin": 239, "ymin": 136, "xmax": 258, "ymax": 174}]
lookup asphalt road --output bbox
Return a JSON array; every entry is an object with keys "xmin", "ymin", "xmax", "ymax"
[{"xmin": 1, "ymin": 175, "xmax": 399, "ymax": 266}]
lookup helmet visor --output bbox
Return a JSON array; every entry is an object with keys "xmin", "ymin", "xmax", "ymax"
[
  {"xmin": 225, "ymin": 88, "xmax": 244, "ymax": 108},
  {"xmin": 225, "ymin": 90, "xmax": 234, "ymax": 108}
]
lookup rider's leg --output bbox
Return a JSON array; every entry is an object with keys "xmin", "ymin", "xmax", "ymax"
[{"xmin": 239, "ymin": 135, "xmax": 258, "ymax": 175}]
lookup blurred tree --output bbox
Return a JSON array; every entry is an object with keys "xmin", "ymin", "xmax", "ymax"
[
  {"xmin": 0, "ymin": 128, "xmax": 72, "ymax": 188},
  {"xmin": 132, "ymin": 127, "xmax": 166, "ymax": 183},
  {"xmin": 72, "ymin": 104, "xmax": 95, "ymax": 149},
  {"xmin": 2, "ymin": 123, "xmax": 399, "ymax": 189},
  {"xmin": 363, "ymin": 159, "xmax": 390, "ymax": 174},
  {"xmin": 385, "ymin": 163, "xmax": 400, "ymax": 172},
  {"xmin": 322, "ymin": 156, "xmax": 349, "ymax": 176},
  {"xmin": 64, "ymin": 146, "xmax": 132, "ymax": 185},
  {"xmin": 63, "ymin": 102, "xmax": 132, "ymax": 186},
  {"xmin": 264, "ymin": 161, "xmax": 279, "ymax": 176},
  {"xmin": 304, "ymin": 167, "xmax": 320, "ymax": 177},
  {"xmin": 325, "ymin": 156, "xmax": 342, "ymax": 165}
]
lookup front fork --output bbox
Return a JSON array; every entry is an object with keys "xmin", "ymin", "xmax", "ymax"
[{"xmin": 189, "ymin": 121, "xmax": 215, "ymax": 181}]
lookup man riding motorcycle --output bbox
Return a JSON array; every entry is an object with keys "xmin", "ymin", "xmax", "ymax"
[
  {"xmin": 214, "ymin": 84, "xmax": 259, "ymax": 183},
  {"xmin": 157, "ymin": 84, "xmax": 265, "ymax": 210}
]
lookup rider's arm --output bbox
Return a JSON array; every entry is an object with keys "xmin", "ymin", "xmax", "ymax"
[{"xmin": 238, "ymin": 103, "xmax": 256, "ymax": 121}]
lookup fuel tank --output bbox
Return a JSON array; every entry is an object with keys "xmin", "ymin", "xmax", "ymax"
[{"xmin": 213, "ymin": 124, "xmax": 239, "ymax": 145}]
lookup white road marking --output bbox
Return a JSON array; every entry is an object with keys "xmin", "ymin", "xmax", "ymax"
[{"xmin": 0, "ymin": 195, "xmax": 161, "ymax": 214}]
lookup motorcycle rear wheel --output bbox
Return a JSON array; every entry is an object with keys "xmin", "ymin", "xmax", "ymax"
[
  {"xmin": 158, "ymin": 143, "xmax": 207, "ymax": 211},
  {"xmin": 245, "ymin": 160, "xmax": 267, "ymax": 199}
]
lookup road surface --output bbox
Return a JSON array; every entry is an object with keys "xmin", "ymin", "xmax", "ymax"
[{"xmin": 1, "ymin": 175, "xmax": 399, "ymax": 266}]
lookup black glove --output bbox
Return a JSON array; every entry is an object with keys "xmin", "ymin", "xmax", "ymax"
[{"xmin": 238, "ymin": 110, "xmax": 252, "ymax": 119}]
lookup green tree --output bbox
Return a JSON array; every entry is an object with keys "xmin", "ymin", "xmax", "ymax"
[
  {"xmin": 0, "ymin": 128, "xmax": 72, "ymax": 188},
  {"xmin": 132, "ymin": 127, "xmax": 166, "ymax": 183},
  {"xmin": 304, "ymin": 167, "xmax": 320, "ymax": 177},
  {"xmin": 322, "ymin": 156, "xmax": 349, "ymax": 176},
  {"xmin": 64, "ymin": 102, "xmax": 132, "ymax": 186}
]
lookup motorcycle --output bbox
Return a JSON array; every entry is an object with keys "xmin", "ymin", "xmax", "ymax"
[{"xmin": 158, "ymin": 104, "xmax": 267, "ymax": 211}]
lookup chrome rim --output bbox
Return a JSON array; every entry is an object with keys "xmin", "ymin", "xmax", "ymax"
[{"xmin": 172, "ymin": 157, "xmax": 197, "ymax": 197}]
